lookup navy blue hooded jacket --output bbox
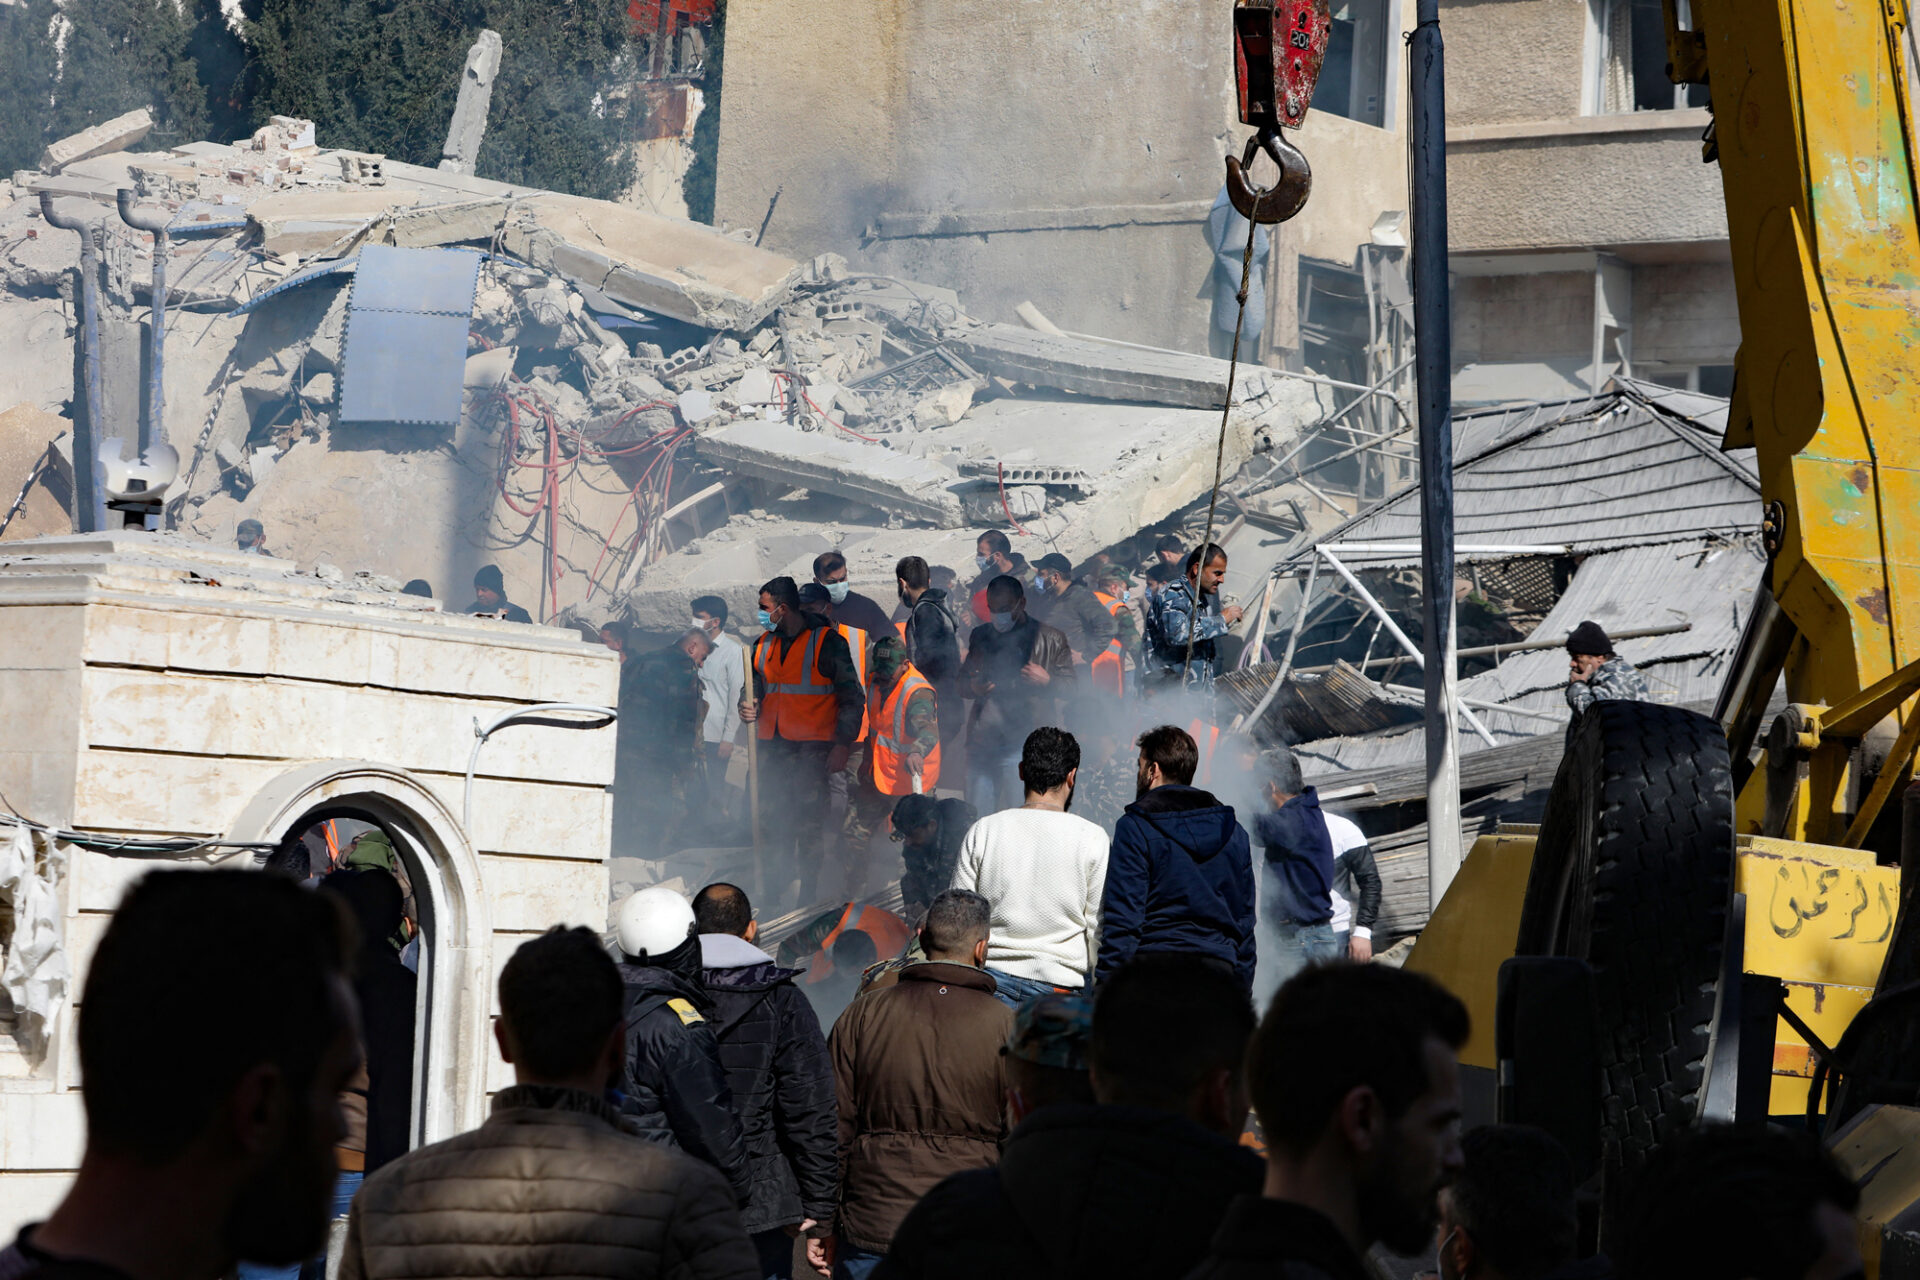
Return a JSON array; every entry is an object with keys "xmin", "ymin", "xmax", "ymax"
[
  {"xmin": 1251, "ymin": 786, "xmax": 1335, "ymax": 926},
  {"xmin": 1093, "ymin": 784, "xmax": 1256, "ymax": 990}
]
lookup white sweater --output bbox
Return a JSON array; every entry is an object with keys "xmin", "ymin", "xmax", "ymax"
[{"xmin": 950, "ymin": 807, "xmax": 1111, "ymax": 987}]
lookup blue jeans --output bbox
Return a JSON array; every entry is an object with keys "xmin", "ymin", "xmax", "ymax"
[
  {"xmin": 1268, "ymin": 921, "xmax": 1343, "ymax": 986},
  {"xmin": 238, "ymin": 1169, "xmax": 364, "ymax": 1280},
  {"xmin": 986, "ymin": 966, "xmax": 1073, "ymax": 1011},
  {"xmin": 833, "ymin": 1243, "xmax": 885, "ymax": 1280},
  {"xmin": 966, "ymin": 748, "xmax": 1023, "ymax": 813},
  {"xmin": 752, "ymin": 1228, "xmax": 795, "ymax": 1280}
]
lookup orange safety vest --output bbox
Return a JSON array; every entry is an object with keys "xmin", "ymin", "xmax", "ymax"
[
  {"xmin": 1091, "ymin": 590, "xmax": 1127, "ymax": 697},
  {"xmin": 752, "ymin": 626, "xmax": 838, "ymax": 741},
  {"xmin": 838, "ymin": 624, "xmax": 870, "ymax": 740},
  {"xmin": 1187, "ymin": 717, "xmax": 1221, "ymax": 787},
  {"xmin": 869, "ymin": 665, "xmax": 941, "ymax": 796},
  {"xmin": 804, "ymin": 903, "xmax": 912, "ymax": 984}
]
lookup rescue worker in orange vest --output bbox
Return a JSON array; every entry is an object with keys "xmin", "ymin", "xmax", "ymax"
[
  {"xmin": 846, "ymin": 637, "xmax": 941, "ymax": 884},
  {"xmin": 740, "ymin": 576, "xmax": 866, "ymax": 903},
  {"xmin": 1089, "ymin": 566, "xmax": 1141, "ymax": 699}
]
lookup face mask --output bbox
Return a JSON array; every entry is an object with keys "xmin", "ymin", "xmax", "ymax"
[
  {"xmin": 990, "ymin": 610, "xmax": 1016, "ymax": 633},
  {"xmin": 757, "ymin": 609, "xmax": 776, "ymax": 632},
  {"xmin": 1118, "ymin": 589, "xmax": 1131, "ymax": 603},
  {"xmin": 826, "ymin": 580, "xmax": 850, "ymax": 604},
  {"xmin": 975, "ymin": 554, "xmax": 992, "ymax": 571}
]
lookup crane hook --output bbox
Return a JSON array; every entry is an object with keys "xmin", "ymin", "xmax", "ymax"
[{"xmin": 1225, "ymin": 126, "xmax": 1312, "ymax": 225}]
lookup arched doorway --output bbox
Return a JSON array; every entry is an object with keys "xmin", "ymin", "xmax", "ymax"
[{"xmin": 226, "ymin": 761, "xmax": 494, "ymax": 1147}]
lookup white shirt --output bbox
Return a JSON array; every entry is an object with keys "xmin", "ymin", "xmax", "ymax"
[
  {"xmin": 699, "ymin": 631, "xmax": 746, "ymax": 745},
  {"xmin": 950, "ymin": 806, "xmax": 1111, "ymax": 987},
  {"xmin": 1324, "ymin": 811, "xmax": 1371, "ymax": 940}
]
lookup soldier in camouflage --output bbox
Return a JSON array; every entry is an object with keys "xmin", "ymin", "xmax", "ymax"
[{"xmin": 1564, "ymin": 619, "xmax": 1651, "ymax": 738}]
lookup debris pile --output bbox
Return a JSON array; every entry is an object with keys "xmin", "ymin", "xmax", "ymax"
[{"xmin": 0, "ymin": 115, "xmax": 1333, "ymax": 631}]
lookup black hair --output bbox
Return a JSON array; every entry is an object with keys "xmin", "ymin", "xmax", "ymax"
[
  {"xmin": 1248, "ymin": 963, "xmax": 1470, "ymax": 1152},
  {"xmin": 1138, "ymin": 724, "xmax": 1199, "ymax": 787},
  {"xmin": 1271, "ymin": 748, "xmax": 1304, "ymax": 796},
  {"xmin": 1184, "ymin": 542, "xmax": 1228, "ymax": 575},
  {"xmin": 1020, "ymin": 726, "xmax": 1081, "ymax": 794},
  {"xmin": 896, "ymin": 555, "xmax": 931, "ymax": 590},
  {"xmin": 600, "ymin": 619, "xmax": 632, "ymax": 645},
  {"xmin": 691, "ymin": 594, "xmax": 728, "ymax": 625},
  {"xmin": 985, "ymin": 574, "xmax": 1026, "ymax": 606},
  {"xmin": 401, "ymin": 579, "xmax": 433, "ymax": 598},
  {"xmin": 1155, "ymin": 533, "xmax": 1186, "ymax": 553},
  {"xmin": 1621, "ymin": 1126, "xmax": 1861, "ymax": 1280},
  {"xmin": 79, "ymin": 870, "xmax": 352, "ymax": 1161},
  {"xmin": 760, "ymin": 576, "xmax": 801, "ymax": 610},
  {"xmin": 922, "ymin": 888, "xmax": 991, "ymax": 957},
  {"xmin": 979, "ymin": 530, "xmax": 1013, "ymax": 557},
  {"xmin": 1449, "ymin": 1126, "xmax": 1579, "ymax": 1280},
  {"xmin": 693, "ymin": 882, "xmax": 753, "ymax": 937},
  {"xmin": 833, "ymin": 929, "xmax": 878, "ymax": 973},
  {"xmin": 497, "ymin": 926, "xmax": 626, "ymax": 1082},
  {"xmin": 1090, "ymin": 953, "xmax": 1254, "ymax": 1111},
  {"xmin": 813, "ymin": 549, "xmax": 847, "ymax": 578}
]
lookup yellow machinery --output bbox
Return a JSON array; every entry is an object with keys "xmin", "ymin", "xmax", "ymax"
[{"xmin": 1407, "ymin": 0, "xmax": 1920, "ymax": 1257}]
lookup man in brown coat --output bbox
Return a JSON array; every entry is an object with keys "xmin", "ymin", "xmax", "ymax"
[
  {"xmin": 338, "ymin": 926, "xmax": 757, "ymax": 1280},
  {"xmin": 816, "ymin": 890, "xmax": 1012, "ymax": 1278}
]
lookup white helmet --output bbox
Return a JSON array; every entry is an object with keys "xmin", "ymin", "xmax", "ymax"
[{"xmin": 617, "ymin": 887, "xmax": 695, "ymax": 958}]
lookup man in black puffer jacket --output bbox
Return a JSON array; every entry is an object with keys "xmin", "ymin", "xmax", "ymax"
[
  {"xmin": 694, "ymin": 883, "xmax": 839, "ymax": 1280},
  {"xmin": 880, "ymin": 953, "xmax": 1261, "ymax": 1280},
  {"xmin": 615, "ymin": 887, "xmax": 753, "ymax": 1208}
]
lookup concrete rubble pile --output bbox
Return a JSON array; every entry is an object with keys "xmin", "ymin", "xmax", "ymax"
[{"xmin": 0, "ymin": 114, "xmax": 1335, "ymax": 631}]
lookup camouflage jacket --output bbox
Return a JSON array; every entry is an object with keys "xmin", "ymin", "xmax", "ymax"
[
  {"xmin": 1565, "ymin": 655, "xmax": 1651, "ymax": 717},
  {"xmin": 1144, "ymin": 579, "xmax": 1231, "ymax": 686}
]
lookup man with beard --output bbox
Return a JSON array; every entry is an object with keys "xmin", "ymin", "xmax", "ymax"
[
  {"xmin": 948, "ymin": 727, "xmax": 1111, "ymax": 1008},
  {"xmin": 2, "ymin": 870, "xmax": 360, "ymax": 1280},
  {"xmin": 1187, "ymin": 964, "xmax": 1468, "ymax": 1280},
  {"xmin": 614, "ymin": 887, "xmax": 753, "ymax": 1207}
]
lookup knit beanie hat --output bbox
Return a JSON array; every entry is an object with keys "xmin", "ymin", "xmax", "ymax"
[
  {"xmin": 474, "ymin": 563, "xmax": 505, "ymax": 594},
  {"xmin": 1566, "ymin": 620, "xmax": 1614, "ymax": 657}
]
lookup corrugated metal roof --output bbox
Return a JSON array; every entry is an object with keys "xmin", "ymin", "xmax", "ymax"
[
  {"xmin": 1286, "ymin": 386, "xmax": 1759, "ymax": 569},
  {"xmin": 1292, "ymin": 534, "xmax": 1764, "ymax": 774}
]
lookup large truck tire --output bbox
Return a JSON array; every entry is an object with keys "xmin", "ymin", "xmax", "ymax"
[{"xmin": 1516, "ymin": 700, "xmax": 1735, "ymax": 1183}]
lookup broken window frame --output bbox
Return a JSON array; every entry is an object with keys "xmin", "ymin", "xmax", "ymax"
[
  {"xmin": 1584, "ymin": 0, "xmax": 1710, "ymax": 115},
  {"xmin": 1308, "ymin": 0, "xmax": 1400, "ymax": 130}
]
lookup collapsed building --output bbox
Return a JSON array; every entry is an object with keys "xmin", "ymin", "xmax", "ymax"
[{"xmin": 0, "ymin": 112, "xmax": 1331, "ymax": 641}]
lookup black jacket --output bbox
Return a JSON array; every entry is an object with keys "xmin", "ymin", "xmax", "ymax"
[
  {"xmin": 616, "ymin": 946, "xmax": 753, "ymax": 1206},
  {"xmin": 699, "ymin": 934, "xmax": 839, "ymax": 1235},
  {"xmin": 902, "ymin": 588, "xmax": 963, "ymax": 686},
  {"xmin": 1095, "ymin": 785, "xmax": 1256, "ymax": 991},
  {"xmin": 961, "ymin": 616, "xmax": 1076, "ymax": 754},
  {"xmin": 1184, "ymin": 1196, "xmax": 1373, "ymax": 1280},
  {"xmin": 881, "ymin": 1103, "xmax": 1261, "ymax": 1280}
]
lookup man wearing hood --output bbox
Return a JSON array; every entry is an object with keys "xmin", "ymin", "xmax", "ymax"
[
  {"xmin": 694, "ymin": 883, "xmax": 838, "ymax": 1280},
  {"xmin": 1093, "ymin": 724, "xmax": 1256, "ymax": 992},
  {"xmin": 615, "ymin": 887, "xmax": 753, "ymax": 1206},
  {"xmin": 959, "ymin": 575, "xmax": 1075, "ymax": 813}
]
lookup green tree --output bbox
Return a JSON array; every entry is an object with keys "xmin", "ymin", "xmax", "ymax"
[
  {"xmin": 51, "ymin": 0, "xmax": 208, "ymax": 148},
  {"xmin": 0, "ymin": 0, "xmax": 58, "ymax": 173},
  {"xmin": 243, "ymin": 0, "xmax": 638, "ymax": 200},
  {"xmin": 682, "ymin": 0, "xmax": 723, "ymax": 223}
]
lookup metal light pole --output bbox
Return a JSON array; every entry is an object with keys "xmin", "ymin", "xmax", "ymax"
[{"xmin": 1411, "ymin": 0, "xmax": 1462, "ymax": 909}]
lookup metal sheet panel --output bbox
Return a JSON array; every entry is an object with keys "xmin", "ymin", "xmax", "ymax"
[
  {"xmin": 337, "ymin": 247, "xmax": 481, "ymax": 427},
  {"xmin": 339, "ymin": 312, "xmax": 471, "ymax": 426}
]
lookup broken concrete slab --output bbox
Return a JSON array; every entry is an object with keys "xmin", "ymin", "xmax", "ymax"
[
  {"xmin": 247, "ymin": 190, "xmax": 422, "ymax": 255},
  {"xmin": 40, "ymin": 110, "xmax": 153, "ymax": 175},
  {"xmin": 949, "ymin": 322, "xmax": 1274, "ymax": 410},
  {"xmin": 695, "ymin": 419, "xmax": 968, "ymax": 526},
  {"xmin": 388, "ymin": 198, "xmax": 513, "ymax": 248},
  {"xmin": 440, "ymin": 30, "xmax": 503, "ymax": 175},
  {"xmin": 502, "ymin": 194, "xmax": 816, "ymax": 331}
]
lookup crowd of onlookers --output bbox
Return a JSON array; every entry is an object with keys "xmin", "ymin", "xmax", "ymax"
[{"xmin": 3, "ymin": 863, "xmax": 1867, "ymax": 1280}]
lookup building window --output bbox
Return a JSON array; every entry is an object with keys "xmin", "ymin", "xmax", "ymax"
[
  {"xmin": 1311, "ymin": 0, "xmax": 1395, "ymax": 128},
  {"xmin": 1589, "ymin": 0, "xmax": 1709, "ymax": 114}
]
